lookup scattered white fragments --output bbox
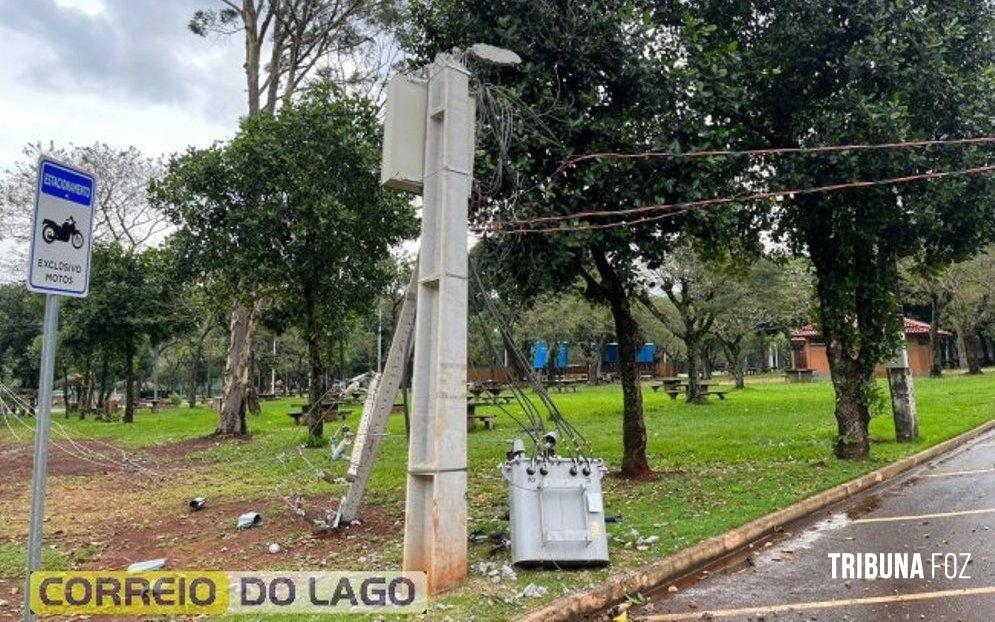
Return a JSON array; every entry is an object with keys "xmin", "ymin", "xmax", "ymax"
[
  {"xmin": 237, "ymin": 512, "xmax": 263, "ymax": 529},
  {"xmin": 473, "ymin": 561, "xmax": 517, "ymax": 584},
  {"xmin": 635, "ymin": 535, "xmax": 660, "ymax": 550},
  {"xmin": 519, "ymin": 583, "xmax": 548, "ymax": 598}
]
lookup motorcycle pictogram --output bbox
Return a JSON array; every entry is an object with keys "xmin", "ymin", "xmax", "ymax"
[{"xmin": 41, "ymin": 216, "xmax": 84, "ymax": 249}]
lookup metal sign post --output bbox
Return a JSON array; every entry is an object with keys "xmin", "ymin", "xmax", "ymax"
[
  {"xmin": 23, "ymin": 295, "xmax": 59, "ymax": 621},
  {"xmin": 23, "ymin": 158, "xmax": 95, "ymax": 621}
]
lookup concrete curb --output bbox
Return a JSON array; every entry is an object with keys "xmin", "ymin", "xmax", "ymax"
[{"xmin": 518, "ymin": 419, "xmax": 995, "ymax": 622}]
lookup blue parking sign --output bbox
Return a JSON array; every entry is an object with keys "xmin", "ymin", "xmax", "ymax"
[{"xmin": 27, "ymin": 158, "xmax": 97, "ymax": 297}]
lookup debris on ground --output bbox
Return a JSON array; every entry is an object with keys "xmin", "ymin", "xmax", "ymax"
[
  {"xmin": 519, "ymin": 583, "xmax": 548, "ymax": 598},
  {"xmin": 237, "ymin": 512, "xmax": 262, "ymax": 529}
]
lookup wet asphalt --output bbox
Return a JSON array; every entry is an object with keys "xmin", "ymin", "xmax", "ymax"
[{"xmin": 632, "ymin": 429, "xmax": 995, "ymax": 622}]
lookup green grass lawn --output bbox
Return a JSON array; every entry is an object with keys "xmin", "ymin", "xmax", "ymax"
[{"xmin": 2, "ymin": 371, "xmax": 994, "ymax": 620}]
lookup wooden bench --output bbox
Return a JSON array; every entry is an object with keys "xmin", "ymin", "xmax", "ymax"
[
  {"xmin": 323, "ymin": 408, "xmax": 352, "ymax": 422},
  {"xmin": 466, "ymin": 402, "xmax": 496, "ymax": 431},
  {"xmin": 700, "ymin": 390, "xmax": 730, "ymax": 400},
  {"xmin": 467, "ymin": 414, "xmax": 496, "ymax": 430}
]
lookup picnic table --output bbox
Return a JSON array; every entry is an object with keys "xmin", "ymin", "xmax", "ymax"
[
  {"xmin": 466, "ymin": 400, "xmax": 497, "ymax": 431},
  {"xmin": 287, "ymin": 399, "xmax": 354, "ymax": 425},
  {"xmin": 649, "ymin": 378, "xmax": 730, "ymax": 400},
  {"xmin": 547, "ymin": 378, "xmax": 584, "ymax": 392},
  {"xmin": 785, "ymin": 369, "xmax": 816, "ymax": 383}
]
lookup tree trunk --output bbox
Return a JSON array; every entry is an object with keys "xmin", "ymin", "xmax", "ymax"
[
  {"xmin": 701, "ymin": 347, "xmax": 714, "ymax": 380},
  {"xmin": 964, "ymin": 331, "xmax": 983, "ymax": 375},
  {"xmin": 929, "ymin": 296, "xmax": 943, "ymax": 377},
  {"xmin": 216, "ymin": 301, "xmax": 259, "ymax": 436},
  {"xmin": 608, "ymin": 293, "xmax": 650, "ymax": 477},
  {"xmin": 686, "ymin": 335, "xmax": 705, "ymax": 404},
  {"xmin": 97, "ymin": 353, "xmax": 109, "ymax": 412},
  {"xmin": 304, "ymin": 281, "xmax": 326, "ymax": 438},
  {"xmin": 187, "ymin": 342, "xmax": 200, "ymax": 408},
  {"xmin": 62, "ymin": 365, "xmax": 70, "ymax": 419},
  {"xmin": 825, "ymin": 340, "xmax": 872, "ymax": 459},
  {"xmin": 723, "ymin": 340, "xmax": 746, "ymax": 389},
  {"xmin": 123, "ymin": 339, "xmax": 136, "ymax": 423},
  {"xmin": 79, "ymin": 355, "xmax": 93, "ymax": 419},
  {"xmin": 592, "ymin": 253, "xmax": 650, "ymax": 478}
]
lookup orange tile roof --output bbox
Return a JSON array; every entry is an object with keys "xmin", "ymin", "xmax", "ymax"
[{"xmin": 791, "ymin": 317, "xmax": 951, "ymax": 340}]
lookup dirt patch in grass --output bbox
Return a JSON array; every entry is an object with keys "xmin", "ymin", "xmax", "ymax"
[
  {"xmin": 142, "ymin": 434, "xmax": 252, "ymax": 459},
  {"xmin": 0, "ymin": 441, "xmax": 133, "ymax": 479},
  {"xmin": 0, "ymin": 434, "xmax": 252, "ymax": 481},
  {"xmin": 0, "ymin": 434, "xmax": 399, "ymax": 578},
  {"xmin": 82, "ymin": 496, "xmax": 397, "ymax": 571}
]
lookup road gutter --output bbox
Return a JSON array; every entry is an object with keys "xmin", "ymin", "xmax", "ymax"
[{"xmin": 518, "ymin": 419, "xmax": 995, "ymax": 622}]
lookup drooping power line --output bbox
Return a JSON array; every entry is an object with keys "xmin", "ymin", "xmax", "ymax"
[{"xmin": 476, "ymin": 163, "xmax": 995, "ymax": 235}]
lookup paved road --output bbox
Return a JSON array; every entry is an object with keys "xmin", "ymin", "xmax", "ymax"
[{"xmin": 634, "ymin": 429, "xmax": 995, "ymax": 621}]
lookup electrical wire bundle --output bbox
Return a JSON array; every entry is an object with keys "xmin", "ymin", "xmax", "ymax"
[{"xmin": 469, "ymin": 260, "xmax": 592, "ymax": 472}]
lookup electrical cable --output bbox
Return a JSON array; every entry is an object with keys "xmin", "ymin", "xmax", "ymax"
[
  {"xmin": 469, "ymin": 261, "xmax": 590, "ymax": 457},
  {"xmin": 557, "ymin": 135, "xmax": 995, "ymax": 171},
  {"xmin": 477, "ymin": 163, "xmax": 995, "ymax": 234}
]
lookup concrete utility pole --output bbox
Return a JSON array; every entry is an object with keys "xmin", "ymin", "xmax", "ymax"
[
  {"xmin": 335, "ymin": 261, "xmax": 418, "ymax": 526},
  {"xmin": 378, "ymin": 44, "xmax": 519, "ymax": 595},
  {"xmin": 377, "ymin": 306, "xmax": 383, "ymax": 373},
  {"xmin": 270, "ymin": 338, "xmax": 277, "ymax": 394},
  {"xmin": 401, "ymin": 54, "xmax": 476, "ymax": 594},
  {"xmin": 887, "ymin": 338, "xmax": 919, "ymax": 442}
]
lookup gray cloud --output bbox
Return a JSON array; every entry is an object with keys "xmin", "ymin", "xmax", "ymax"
[{"xmin": 0, "ymin": 0, "xmax": 245, "ymax": 120}]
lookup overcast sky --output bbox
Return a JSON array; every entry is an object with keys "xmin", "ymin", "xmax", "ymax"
[{"xmin": 0, "ymin": 0, "xmax": 247, "ymax": 170}]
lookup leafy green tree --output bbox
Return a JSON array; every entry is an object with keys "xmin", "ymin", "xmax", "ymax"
[
  {"xmin": 154, "ymin": 84, "xmax": 416, "ymax": 436},
  {"xmin": 187, "ymin": 0, "xmax": 402, "ymax": 436},
  {"xmin": 702, "ymin": 0, "xmax": 995, "ymax": 457},
  {"xmin": 61, "ymin": 244, "xmax": 181, "ymax": 422},
  {"xmin": 640, "ymin": 245, "xmax": 730, "ymax": 403},
  {"xmin": 941, "ymin": 249, "xmax": 995, "ymax": 374},
  {"xmin": 712, "ymin": 259, "xmax": 814, "ymax": 388},
  {"xmin": 904, "ymin": 251, "xmax": 995, "ymax": 376},
  {"xmin": 0, "ymin": 284, "xmax": 42, "ymax": 388},
  {"xmin": 405, "ymin": 0, "xmax": 755, "ymax": 477}
]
